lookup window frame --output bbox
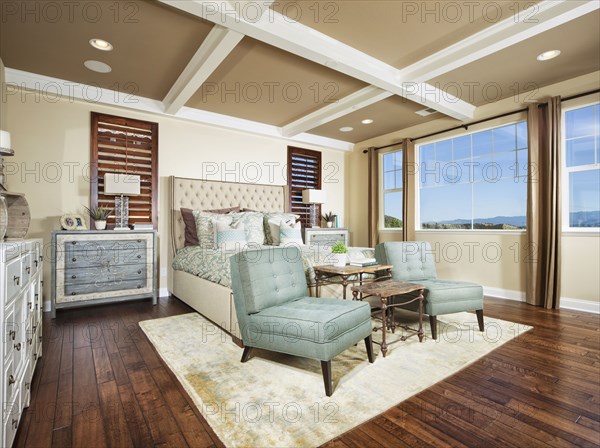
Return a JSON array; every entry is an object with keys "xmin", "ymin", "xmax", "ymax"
[
  {"xmin": 561, "ymin": 100, "xmax": 600, "ymax": 234},
  {"xmin": 378, "ymin": 147, "xmax": 403, "ymax": 232},
  {"xmin": 415, "ymin": 119, "xmax": 528, "ymax": 233}
]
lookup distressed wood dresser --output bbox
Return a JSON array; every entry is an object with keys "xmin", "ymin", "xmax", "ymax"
[{"xmin": 51, "ymin": 230, "xmax": 157, "ymax": 317}]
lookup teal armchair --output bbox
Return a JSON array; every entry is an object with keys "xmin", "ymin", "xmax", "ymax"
[
  {"xmin": 230, "ymin": 247, "xmax": 374, "ymax": 396},
  {"xmin": 375, "ymin": 241, "xmax": 484, "ymax": 339}
]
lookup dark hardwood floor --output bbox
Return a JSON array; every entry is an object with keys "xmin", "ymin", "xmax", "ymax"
[{"xmin": 13, "ymin": 296, "xmax": 600, "ymax": 448}]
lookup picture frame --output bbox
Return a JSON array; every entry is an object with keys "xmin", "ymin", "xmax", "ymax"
[{"xmin": 60, "ymin": 214, "xmax": 87, "ymax": 230}]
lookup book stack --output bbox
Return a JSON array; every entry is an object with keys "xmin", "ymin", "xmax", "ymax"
[{"xmin": 349, "ymin": 258, "xmax": 378, "ymax": 267}]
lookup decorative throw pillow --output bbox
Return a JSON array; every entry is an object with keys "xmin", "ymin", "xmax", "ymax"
[
  {"xmin": 230, "ymin": 212, "xmax": 265, "ymax": 245},
  {"xmin": 264, "ymin": 213, "xmax": 300, "ymax": 245},
  {"xmin": 193, "ymin": 210, "xmax": 234, "ymax": 248},
  {"xmin": 267, "ymin": 217, "xmax": 295, "ymax": 245},
  {"xmin": 205, "ymin": 206, "xmax": 241, "ymax": 214},
  {"xmin": 216, "ymin": 220, "xmax": 247, "ymax": 251},
  {"xmin": 180, "ymin": 208, "xmax": 199, "ymax": 247},
  {"xmin": 279, "ymin": 220, "xmax": 303, "ymax": 245}
]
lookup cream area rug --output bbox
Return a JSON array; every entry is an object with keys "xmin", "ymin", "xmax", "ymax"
[{"xmin": 139, "ymin": 311, "xmax": 531, "ymax": 448}]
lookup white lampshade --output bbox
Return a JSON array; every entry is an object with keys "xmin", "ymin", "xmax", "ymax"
[
  {"xmin": 302, "ymin": 189, "xmax": 326, "ymax": 204},
  {"xmin": 104, "ymin": 173, "xmax": 141, "ymax": 195},
  {"xmin": 0, "ymin": 130, "xmax": 13, "ymax": 155}
]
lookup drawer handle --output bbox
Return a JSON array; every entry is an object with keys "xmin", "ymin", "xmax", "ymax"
[
  {"xmin": 72, "ymin": 241, "xmax": 77, "ymax": 245},
  {"xmin": 72, "ymin": 275, "xmax": 77, "ymax": 279},
  {"xmin": 38, "ymin": 336, "xmax": 42, "ymax": 342},
  {"xmin": 9, "ymin": 330, "xmax": 15, "ymax": 340},
  {"xmin": 34, "ymin": 260, "xmax": 38, "ymax": 267},
  {"xmin": 14, "ymin": 275, "xmax": 20, "ymax": 286},
  {"xmin": 138, "ymin": 270, "xmax": 142, "ymax": 274},
  {"xmin": 33, "ymin": 325, "xmax": 37, "ymax": 332},
  {"xmin": 25, "ymin": 382, "xmax": 31, "ymax": 390},
  {"xmin": 8, "ymin": 374, "xmax": 15, "ymax": 385},
  {"xmin": 34, "ymin": 353, "xmax": 38, "ymax": 360},
  {"xmin": 12, "ymin": 418, "xmax": 18, "ymax": 429},
  {"xmin": 14, "ymin": 342, "xmax": 22, "ymax": 351},
  {"xmin": 27, "ymin": 338, "xmax": 33, "ymax": 345},
  {"xmin": 40, "ymin": 255, "xmax": 43, "ymax": 262},
  {"xmin": 72, "ymin": 257, "xmax": 77, "ymax": 262},
  {"xmin": 137, "ymin": 255, "xmax": 141, "ymax": 259},
  {"xmin": 71, "ymin": 292, "xmax": 77, "ymax": 296},
  {"xmin": 26, "ymin": 266, "xmax": 31, "ymax": 274},
  {"xmin": 137, "ymin": 239, "xmax": 141, "ymax": 242},
  {"xmin": 29, "ymin": 302, "xmax": 32, "ymax": 310},
  {"xmin": 137, "ymin": 285, "xmax": 141, "ymax": 289}
]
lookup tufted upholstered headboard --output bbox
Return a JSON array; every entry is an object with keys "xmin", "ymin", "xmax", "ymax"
[{"xmin": 170, "ymin": 176, "xmax": 288, "ymax": 254}]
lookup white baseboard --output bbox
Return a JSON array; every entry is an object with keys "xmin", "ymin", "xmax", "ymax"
[
  {"xmin": 560, "ymin": 297, "xmax": 600, "ymax": 314},
  {"xmin": 159, "ymin": 287, "xmax": 170, "ymax": 298},
  {"xmin": 483, "ymin": 287, "xmax": 526, "ymax": 302}
]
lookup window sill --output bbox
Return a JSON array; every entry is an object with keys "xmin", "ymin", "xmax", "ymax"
[
  {"xmin": 562, "ymin": 230, "xmax": 600, "ymax": 237},
  {"xmin": 379, "ymin": 228, "xmax": 403, "ymax": 233}
]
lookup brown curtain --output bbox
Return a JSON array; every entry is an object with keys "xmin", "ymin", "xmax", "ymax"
[
  {"xmin": 367, "ymin": 147, "xmax": 379, "ymax": 247},
  {"xmin": 526, "ymin": 97, "xmax": 562, "ymax": 308},
  {"xmin": 402, "ymin": 138, "xmax": 416, "ymax": 241}
]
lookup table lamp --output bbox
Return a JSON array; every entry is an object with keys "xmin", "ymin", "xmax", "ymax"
[
  {"xmin": 302, "ymin": 189, "xmax": 326, "ymax": 228},
  {"xmin": 104, "ymin": 173, "xmax": 141, "ymax": 230}
]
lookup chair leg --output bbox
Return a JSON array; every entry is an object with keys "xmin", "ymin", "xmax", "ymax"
[
  {"xmin": 364, "ymin": 335, "xmax": 375, "ymax": 363},
  {"xmin": 476, "ymin": 309, "xmax": 484, "ymax": 332},
  {"xmin": 241, "ymin": 346, "xmax": 253, "ymax": 363},
  {"xmin": 429, "ymin": 315, "xmax": 438, "ymax": 340},
  {"xmin": 321, "ymin": 360, "xmax": 333, "ymax": 397}
]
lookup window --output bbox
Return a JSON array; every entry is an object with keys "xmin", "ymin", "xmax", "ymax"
[
  {"xmin": 380, "ymin": 149, "xmax": 403, "ymax": 229},
  {"xmin": 563, "ymin": 103, "xmax": 600, "ymax": 229},
  {"xmin": 418, "ymin": 122, "xmax": 528, "ymax": 230},
  {"xmin": 91, "ymin": 112, "xmax": 159, "ymax": 229},
  {"xmin": 287, "ymin": 146, "xmax": 321, "ymax": 228}
]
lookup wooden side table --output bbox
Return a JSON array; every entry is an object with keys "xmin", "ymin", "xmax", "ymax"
[
  {"xmin": 313, "ymin": 264, "xmax": 393, "ymax": 299},
  {"xmin": 352, "ymin": 280, "xmax": 426, "ymax": 357}
]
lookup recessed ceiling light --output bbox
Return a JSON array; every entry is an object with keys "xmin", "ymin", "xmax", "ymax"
[
  {"xmin": 361, "ymin": 119, "xmax": 374, "ymax": 124},
  {"xmin": 339, "ymin": 127, "xmax": 354, "ymax": 132},
  {"xmin": 537, "ymin": 50, "xmax": 561, "ymax": 61},
  {"xmin": 90, "ymin": 38, "xmax": 113, "ymax": 51},
  {"xmin": 84, "ymin": 60, "xmax": 112, "ymax": 73}
]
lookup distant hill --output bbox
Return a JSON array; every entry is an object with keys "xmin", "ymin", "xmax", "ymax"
[
  {"xmin": 570, "ymin": 211, "xmax": 600, "ymax": 227},
  {"xmin": 423, "ymin": 215, "xmax": 527, "ymax": 229}
]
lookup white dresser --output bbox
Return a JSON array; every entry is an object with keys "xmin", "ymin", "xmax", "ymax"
[{"xmin": 1, "ymin": 239, "xmax": 43, "ymax": 448}]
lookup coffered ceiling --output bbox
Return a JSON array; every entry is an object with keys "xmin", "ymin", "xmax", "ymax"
[{"xmin": 1, "ymin": 0, "xmax": 598, "ymax": 149}]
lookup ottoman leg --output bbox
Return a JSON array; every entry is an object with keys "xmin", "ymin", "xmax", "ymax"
[
  {"xmin": 429, "ymin": 315, "xmax": 438, "ymax": 340},
  {"xmin": 321, "ymin": 360, "xmax": 333, "ymax": 397},
  {"xmin": 476, "ymin": 309, "xmax": 484, "ymax": 332}
]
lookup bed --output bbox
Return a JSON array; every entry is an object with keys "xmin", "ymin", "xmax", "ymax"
[{"xmin": 169, "ymin": 176, "xmax": 372, "ymax": 342}]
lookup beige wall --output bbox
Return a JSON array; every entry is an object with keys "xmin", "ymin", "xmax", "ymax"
[
  {"xmin": 0, "ymin": 58, "xmax": 7, "ymax": 130},
  {"xmin": 5, "ymin": 91, "xmax": 346, "ymax": 307},
  {"xmin": 349, "ymin": 72, "xmax": 600, "ymax": 304}
]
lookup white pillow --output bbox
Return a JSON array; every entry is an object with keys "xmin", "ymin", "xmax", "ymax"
[
  {"xmin": 279, "ymin": 220, "xmax": 303, "ymax": 245},
  {"xmin": 215, "ymin": 220, "xmax": 247, "ymax": 251},
  {"xmin": 268, "ymin": 217, "xmax": 297, "ymax": 245}
]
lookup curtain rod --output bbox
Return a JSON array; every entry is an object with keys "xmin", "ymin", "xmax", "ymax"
[{"xmin": 362, "ymin": 88, "xmax": 600, "ymax": 153}]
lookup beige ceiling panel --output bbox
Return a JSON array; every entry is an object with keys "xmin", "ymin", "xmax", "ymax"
[
  {"xmin": 185, "ymin": 38, "xmax": 367, "ymax": 126},
  {"xmin": 272, "ymin": 0, "xmax": 542, "ymax": 69},
  {"xmin": 309, "ymin": 96, "xmax": 439, "ymax": 143},
  {"xmin": 0, "ymin": 0, "xmax": 213, "ymax": 100},
  {"xmin": 430, "ymin": 10, "xmax": 600, "ymax": 105}
]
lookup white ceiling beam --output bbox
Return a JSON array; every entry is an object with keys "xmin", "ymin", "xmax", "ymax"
[
  {"xmin": 281, "ymin": 86, "xmax": 392, "ymax": 138},
  {"xmin": 162, "ymin": 24, "xmax": 243, "ymax": 114},
  {"xmin": 158, "ymin": 0, "xmax": 476, "ymax": 121},
  {"xmin": 398, "ymin": 0, "xmax": 600, "ymax": 82},
  {"xmin": 280, "ymin": 0, "xmax": 598, "ymax": 137}
]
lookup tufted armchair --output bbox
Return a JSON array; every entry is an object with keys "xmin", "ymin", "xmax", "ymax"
[
  {"xmin": 375, "ymin": 242, "xmax": 484, "ymax": 339},
  {"xmin": 230, "ymin": 247, "xmax": 374, "ymax": 396}
]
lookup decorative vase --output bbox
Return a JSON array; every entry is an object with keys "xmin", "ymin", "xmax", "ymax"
[
  {"xmin": 326, "ymin": 221, "xmax": 333, "ymax": 228},
  {"xmin": 95, "ymin": 220, "xmax": 107, "ymax": 230},
  {"xmin": 331, "ymin": 253, "xmax": 347, "ymax": 267}
]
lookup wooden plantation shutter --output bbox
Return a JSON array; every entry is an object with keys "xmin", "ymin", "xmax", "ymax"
[
  {"xmin": 91, "ymin": 112, "xmax": 158, "ymax": 229},
  {"xmin": 287, "ymin": 146, "xmax": 322, "ymax": 228}
]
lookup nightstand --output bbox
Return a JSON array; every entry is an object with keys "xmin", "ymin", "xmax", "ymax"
[
  {"xmin": 303, "ymin": 227, "xmax": 350, "ymax": 247},
  {"xmin": 51, "ymin": 230, "xmax": 157, "ymax": 317}
]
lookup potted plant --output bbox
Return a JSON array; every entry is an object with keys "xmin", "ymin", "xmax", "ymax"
[
  {"xmin": 321, "ymin": 211, "xmax": 337, "ymax": 228},
  {"xmin": 83, "ymin": 204, "xmax": 112, "ymax": 230},
  {"xmin": 330, "ymin": 241, "xmax": 348, "ymax": 267}
]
